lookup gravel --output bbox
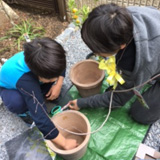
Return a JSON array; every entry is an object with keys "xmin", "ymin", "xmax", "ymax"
[
  {"xmin": 0, "ymin": 25, "xmax": 160, "ymax": 159},
  {"xmin": 144, "ymin": 120, "xmax": 160, "ymax": 150},
  {"xmin": 61, "ymin": 30, "xmax": 91, "ymax": 87}
]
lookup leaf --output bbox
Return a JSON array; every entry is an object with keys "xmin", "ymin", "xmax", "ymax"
[
  {"xmin": 133, "ymin": 88, "xmax": 149, "ymax": 109},
  {"xmin": 0, "ymin": 36, "xmax": 11, "ymax": 41},
  {"xmin": 4, "ymin": 19, "xmax": 45, "ymax": 50}
]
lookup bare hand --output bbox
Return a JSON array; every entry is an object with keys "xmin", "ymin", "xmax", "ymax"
[
  {"xmin": 68, "ymin": 99, "xmax": 80, "ymax": 110},
  {"xmin": 52, "ymin": 133, "xmax": 78, "ymax": 150},
  {"xmin": 63, "ymin": 138, "xmax": 79, "ymax": 150},
  {"xmin": 46, "ymin": 84, "xmax": 61, "ymax": 100}
]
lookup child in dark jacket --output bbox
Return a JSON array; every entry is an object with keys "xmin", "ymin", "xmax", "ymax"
[
  {"xmin": 0, "ymin": 37, "xmax": 78, "ymax": 150},
  {"xmin": 69, "ymin": 3, "xmax": 160, "ymax": 125}
]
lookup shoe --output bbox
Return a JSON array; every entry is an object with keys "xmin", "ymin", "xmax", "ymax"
[{"xmin": 18, "ymin": 111, "xmax": 33, "ymax": 125}]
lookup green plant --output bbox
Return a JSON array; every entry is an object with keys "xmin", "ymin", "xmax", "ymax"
[
  {"xmin": 68, "ymin": 0, "xmax": 90, "ymax": 27},
  {"xmin": 0, "ymin": 36, "xmax": 10, "ymax": 41},
  {"xmin": 7, "ymin": 19, "xmax": 45, "ymax": 51}
]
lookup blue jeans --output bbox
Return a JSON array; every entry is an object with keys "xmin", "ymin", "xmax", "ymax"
[{"xmin": 0, "ymin": 83, "xmax": 53, "ymax": 114}]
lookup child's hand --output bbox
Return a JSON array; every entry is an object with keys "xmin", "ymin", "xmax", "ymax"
[
  {"xmin": 63, "ymin": 138, "xmax": 79, "ymax": 150},
  {"xmin": 52, "ymin": 132, "xmax": 78, "ymax": 150},
  {"xmin": 68, "ymin": 100, "xmax": 80, "ymax": 110},
  {"xmin": 46, "ymin": 76, "xmax": 64, "ymax": 100},
  {"xmin": 46, "ymin": 84, "xmax": 61, "ymax": 100}
]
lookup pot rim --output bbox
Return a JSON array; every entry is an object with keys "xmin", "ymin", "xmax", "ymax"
[
  {"xmin": 69, "ymin": 59, "xmax": 105, "ymax": 88},
  {"xmin": 46, "ymin": 110, "xmax": 91, "ymax": 155}
]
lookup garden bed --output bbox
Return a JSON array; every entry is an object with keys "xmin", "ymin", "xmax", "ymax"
[{"xmin": 0, "ymin": 4, "xmax": 68, "ymax": 60}]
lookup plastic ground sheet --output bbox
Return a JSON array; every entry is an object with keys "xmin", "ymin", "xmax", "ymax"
[{"xmin": 56, "ymin": 82, "xmax": 150, "ymax": 160}]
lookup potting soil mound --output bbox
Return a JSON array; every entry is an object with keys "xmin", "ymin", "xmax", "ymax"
[{"xmin": 56, "ymin": 77, "xmax": 150, "ymax": 160}]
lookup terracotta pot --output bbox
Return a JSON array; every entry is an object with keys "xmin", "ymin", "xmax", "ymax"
[
  {"xmin": 70, "ymin": 59, "xmax": 105, "ymax": 97},
  {"xmin": 46, "ymin": 110, "xmax": 91, "ymax": 160}
]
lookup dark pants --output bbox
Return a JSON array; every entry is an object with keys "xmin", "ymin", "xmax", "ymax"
[
  {"xmin": 129, "ymin": 81, "xmax": 160, "ymax": 125},
  {"xmin": 0, "ymin": 83, "xmax": 53, "ymax": 114}
]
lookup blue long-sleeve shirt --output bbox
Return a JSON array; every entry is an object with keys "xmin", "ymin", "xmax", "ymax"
[{"xmin": 0, "ymin": 51, "xmax": 65, "ymax": 139}]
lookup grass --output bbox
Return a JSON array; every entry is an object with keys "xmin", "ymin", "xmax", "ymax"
[{"xmin": 1, "ymin": 19, "xmax": 45, "ymax": 51}]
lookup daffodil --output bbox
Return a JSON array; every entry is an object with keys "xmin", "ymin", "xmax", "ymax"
[
  {"xmin": 76, "ymin": 19, "xmax": 80, "ymax": 24},
  {"xmin": 73, "ymin": 15, "xmax": 78, "ymax": 19},
  {"xmin": 72, "ymin": 8, "xmax": 78, "ymax": 13}
]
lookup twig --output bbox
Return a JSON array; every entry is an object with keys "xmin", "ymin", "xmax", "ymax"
[
  {"xmin": 20, "ymin": 73, "xmax": 160, "ymax": 137},
  {"xmin": 113, "ymin": 73, "xmax": 160, "ymax": 93},
  {"xmin": 20, "ymin": 88, "xmax": 57, "ymax": 139},
  {"xmin": 53, "ymin": 91, "xmax": 113, "ymax": 135}
]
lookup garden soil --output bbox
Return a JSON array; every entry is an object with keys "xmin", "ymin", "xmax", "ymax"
[{"xmin": 0, "ymin": 4, "xmax": 68, "ymax": 60}]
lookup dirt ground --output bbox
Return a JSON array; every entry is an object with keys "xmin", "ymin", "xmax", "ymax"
[{"xmin": 0, "ymin": 4, "xmax": 69, "ymax": 60}]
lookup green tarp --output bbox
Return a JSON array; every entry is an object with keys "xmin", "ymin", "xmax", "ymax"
[{"xmin": 56, "ymin": 79, "xmax": 150, "ymax": 160}]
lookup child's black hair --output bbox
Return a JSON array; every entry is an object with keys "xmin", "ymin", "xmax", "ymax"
[
  {"xmin": 24, "ymin": 37, "xmax": 66, "ymax": 79},
  {"xmin": 81, "ymin": 3, "xmax": 133, "ymax": 54}
]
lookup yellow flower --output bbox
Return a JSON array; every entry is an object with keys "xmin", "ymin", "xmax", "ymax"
[
  {"xmin": 76, "ymin": 19, "xmax": 80, "ymax": 24},
  {"xmin": 72, "ymin": 8, "xmax": 78, "ymax": 13},
  {"xmin": 73, "ymin": 15, "xmax": 78, "ymax": 19}
]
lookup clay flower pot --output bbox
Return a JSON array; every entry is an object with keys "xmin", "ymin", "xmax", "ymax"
[
  {"xmin": 70, "ymin": 59, "xmax": 105, "ymax": 97},
  {"xmin": 46, "ymin": 110, "xmax": 91, "ymax": 160}
]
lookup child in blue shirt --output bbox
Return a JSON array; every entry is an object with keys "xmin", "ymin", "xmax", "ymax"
[{"xmin": 0, "ymin": 37, "xmax": 78, "ymax": 150}]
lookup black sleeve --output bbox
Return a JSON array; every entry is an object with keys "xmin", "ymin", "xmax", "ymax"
[
  {"xmin": 77, "ymin": 90, "xmax": 124, "ymax": 109},
  {"xmin": 77, "ymin": 73, "xmax": 135, "ymax": 109},
  {"xmin": 16, "ymin": 72, "xmax": 59, "ymax": 139}
]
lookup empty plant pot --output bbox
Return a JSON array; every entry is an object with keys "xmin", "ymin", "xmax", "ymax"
[
  {"xmin": 70, "ymin": 59, "xmax": 105, "ymax": 97},
  {"xmin": 46, "ymin": 110, "xmax": 91, "ymax": 160}
]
